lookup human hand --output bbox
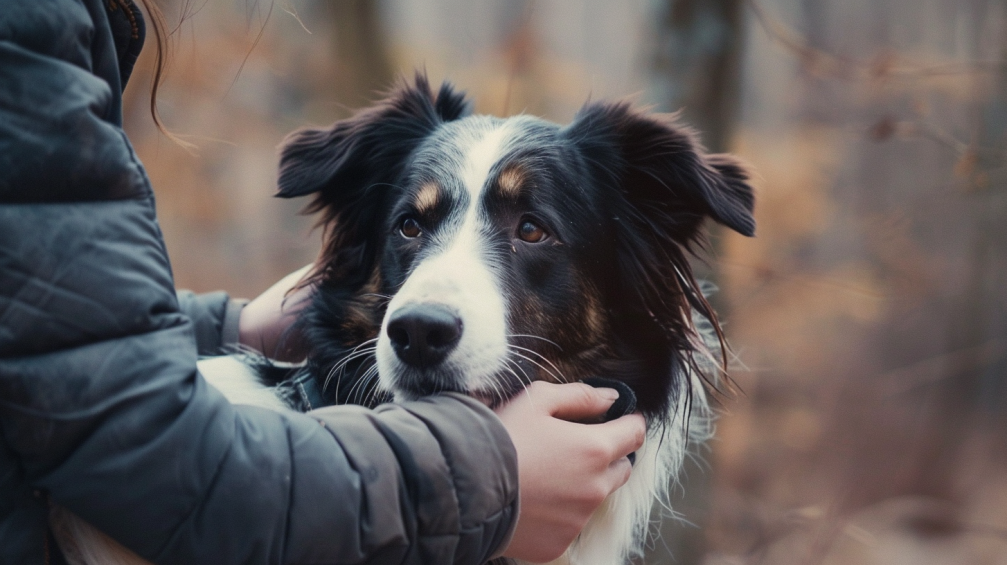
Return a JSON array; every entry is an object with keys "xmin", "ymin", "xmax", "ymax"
[
  {"xmin": 238, "ymin": 264, "xmax": 315, "ymax": 361},
  {"xmin": 494, "ymin": 381, "xmax": 646, "ymax": 563}
]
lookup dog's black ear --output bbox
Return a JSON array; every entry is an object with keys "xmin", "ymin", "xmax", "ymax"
[
  {"xmin": 276, "ymin": 73, "xmax": 470, "ymax": 199},
  {"xmin": 565, "ymin": 102, "xmax": 755, "ymax": 407},
  {"xmin": 275, "ymin": 74, "xmax": 470, "ymax": 291},
  {"xmin": 565, "ymin": 101, "xmax": 755, "ymax": 240}
]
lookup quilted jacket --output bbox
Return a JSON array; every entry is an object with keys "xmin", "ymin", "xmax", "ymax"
[{"xmin": 0, "ymin": 1, "xmax": 518, "ymax": 563}]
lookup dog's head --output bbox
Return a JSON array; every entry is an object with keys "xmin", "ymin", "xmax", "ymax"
[{"xmin": 278, "ymin": 75, "xmax": 755, "ymax": 418}]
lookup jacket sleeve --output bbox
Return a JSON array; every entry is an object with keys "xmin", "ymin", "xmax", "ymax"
[
  {"xmin": 176, "ymin": 290, "xmax": 247, "ymax": 356},
  {"xmin": 0, "ymin": 2, "xmax": 519, "ymax": 564}
]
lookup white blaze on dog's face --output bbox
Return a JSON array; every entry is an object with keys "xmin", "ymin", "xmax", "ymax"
[{"xmin": 376, "ymin": 119, "xmax": 517, "ymax": 400}]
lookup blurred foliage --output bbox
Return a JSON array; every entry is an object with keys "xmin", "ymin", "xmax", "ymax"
[{"xmin": 126, "ymin": 0, "xmax": 1007, "ymax": 563}]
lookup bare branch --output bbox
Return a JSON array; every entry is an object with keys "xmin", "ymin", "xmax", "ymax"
[{"xmin": 747, "ymin": 0, "xmax": 1005, "ymax": 82}]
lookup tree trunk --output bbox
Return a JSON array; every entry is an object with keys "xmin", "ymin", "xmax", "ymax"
[
  {"xmin": 652, "ymin": 0, "xmax": 745, "ymax": 153},
  {"xmin": 324, "ymin": 0, "xmax": 396, "ymax": 111},
  {"xmin": 647, "ymin": 2, "xmax": 745, "ymax": 563}
]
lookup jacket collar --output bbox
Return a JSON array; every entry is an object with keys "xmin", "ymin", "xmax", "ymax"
[{"xmin": 105, "ymin": 0, "xmax": 146, "ymax": 90}]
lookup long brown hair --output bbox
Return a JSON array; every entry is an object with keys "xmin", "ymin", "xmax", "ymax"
[
  {"xmin": 133, "ymin": 0, "xmax": 173, "ymax": 137},
  {"xmin": 133, "ymin": 0, "xmax": 270, "ymax": 147}
]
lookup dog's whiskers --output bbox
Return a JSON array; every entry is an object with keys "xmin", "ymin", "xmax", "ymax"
[
  {"xmin": 324, "ymin": 349, "xmax": 376, "ymax": 392},
  {"xmin": 324, "ymin": 338, "xmax": 379, "ymax": 398},
  {"xmin": 324, "ymin": 338, "xmax": 378, "ymax": 380},
  {"xmin": 506, "ymin": 333, "xmax": 563, "ymax": 351},
  {"xmin": 483, "ymin": 366, "xmax": 519, "ymax": 406},
  {"xmin": 345, "ymin": 363, "xmax": 379, "ymax": 405},
  {"xmin": 502, "ymin": 359, "xmax": 533, "ymax": 390},
  {"xmin": 507, "ymin": 344, "xmax": 569, "ymax": 384},
  {"xmin": 357, "ymin": 367, "xmax": 382, "ymax": 406},
  {"xmin": 482, "ymin": 374, "xmax": 507, "ymax": 406},
  {"xmin": 325, "ymin": 357, "xmax": 374, "ymax": 402},
  {"xmin": 501, "ymin": 359, "xmax": 536, "ymax": 405},
  {"xmin": 507, "ymin": 351, "xmax": 561, "ymax": 383},
  {"xmin": 502, "ymin": 356, "xmax": 534, "ymax": 384},
  {"xmin": 362, "ymin": 374, "xmax": 392, "ymax": 407}
]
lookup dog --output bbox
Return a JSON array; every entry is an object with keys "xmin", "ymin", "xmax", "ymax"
[{"xmin": 52, "ymin": 74, "xmax": 755, "ymax": 565}]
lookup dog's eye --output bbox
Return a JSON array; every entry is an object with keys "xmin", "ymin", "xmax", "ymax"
[
  {"xmin": 517, "ymin": 219, "xmax": 547, "ymax": 243},
  {"xmin": 400, "ymin": 217, "xmax": 422, "ymax": 239}
]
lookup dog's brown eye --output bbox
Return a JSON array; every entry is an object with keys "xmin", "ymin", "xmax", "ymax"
[
  {"xmin": 517, "ymin": 220, "xmax": 547, "ymax": 243},
  {"xmin": 400, "ymin": 217, "xmax": 422, "ymax": 239}
]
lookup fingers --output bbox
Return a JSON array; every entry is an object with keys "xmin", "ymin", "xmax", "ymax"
[
  {"xmin": 605, "ymin": 453, "xmax": 634, "ymax": 491},
  {"xmin": 528, "ymin": 381, "xmax": 619, "ymax": 421},
  {"xmin": 502, "ymin": 381, "xmax": 646, "ymax": 463},
  {"xmin": 528, "ymin": 382, "xmax": 646, "ymax": 457},
  {"xmin": 595, "ymin": 412, "xmax": 646, "ymax": 460},
  {"xmin": 592, "ymin": 420, "xmax": 641, "ymax": 499}
]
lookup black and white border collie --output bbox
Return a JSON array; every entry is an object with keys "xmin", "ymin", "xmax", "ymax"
[{"xmin": 55, "ymin": 74, "xmax": 755, "ymax": 565}]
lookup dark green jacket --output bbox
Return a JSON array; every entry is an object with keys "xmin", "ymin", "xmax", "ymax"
[{"xmin": 0, "ymin": 1, "xmax": 518, "ymax": 563}]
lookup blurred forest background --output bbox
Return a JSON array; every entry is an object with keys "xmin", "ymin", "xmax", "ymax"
[{"xmin": 126, "ymin": 0, "xmax": 1007, "ymax": 563}]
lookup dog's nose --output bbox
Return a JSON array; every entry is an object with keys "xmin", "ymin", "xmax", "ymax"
[{"xmin": 386, "ymin": 304, "xmax": 462, "ymax": 369}]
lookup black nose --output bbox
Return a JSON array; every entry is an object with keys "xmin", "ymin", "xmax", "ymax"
[{"xmin": 386, "ymin": 304, "xmax": 463, "ymax": 369}]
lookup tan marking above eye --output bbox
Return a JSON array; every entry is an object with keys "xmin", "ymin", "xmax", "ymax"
[
  {"xmin": 497, "ymin": 166, "xmax": 525, "ymax": 197},
  {"xmin": 414, "ymin": 182, "xmax": 440, "ymax": 214}
]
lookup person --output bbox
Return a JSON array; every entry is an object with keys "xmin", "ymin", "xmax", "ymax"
[{"xmin": 0, "ymin": 1, "xmax": 646, "ymax": 564}]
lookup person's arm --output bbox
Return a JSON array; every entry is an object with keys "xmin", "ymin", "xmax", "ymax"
[
  {"xmin": 176, "ymin": 264, "xmax": 313, "ymax": 360},
  {"xmin": 176, "ymin": 290, "xmax": 247, "ymax": 356},
  {"xmin": 0, "ymin": 2, "xmax": 518, "ymax": 563}
]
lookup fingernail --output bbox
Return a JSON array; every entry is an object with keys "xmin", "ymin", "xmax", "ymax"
[{"xmin": 598, "ymin": 387, "xmax": 619, "ymax": 401}]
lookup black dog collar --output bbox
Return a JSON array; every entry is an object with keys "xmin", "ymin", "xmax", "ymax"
[{"xmin": 580, "ymin": 377, "xmax": 638, "ymax": 465}]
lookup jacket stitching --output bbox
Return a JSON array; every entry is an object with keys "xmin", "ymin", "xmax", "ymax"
[{"xmin": 107, "ymin": 0, "xmax": 140, "ymax": 40}]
